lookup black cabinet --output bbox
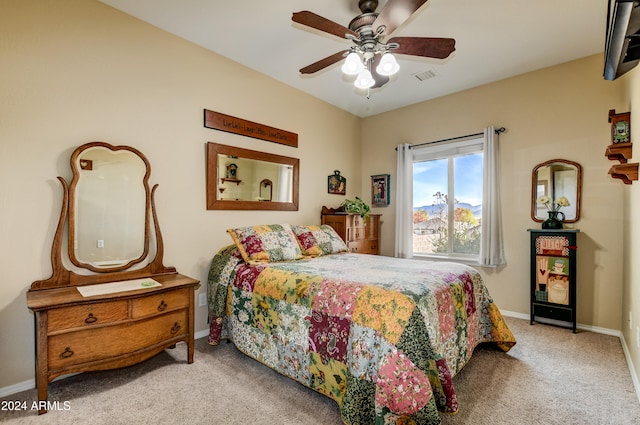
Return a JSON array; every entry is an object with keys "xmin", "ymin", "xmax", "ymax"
[{"xmin": 528, "ymin": 229, "xmax": 579, "ymax": 332}]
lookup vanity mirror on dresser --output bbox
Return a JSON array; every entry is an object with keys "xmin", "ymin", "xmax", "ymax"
[{"xmin": 27, "ymin": 142, "xmax": 200, "ymax": 414}]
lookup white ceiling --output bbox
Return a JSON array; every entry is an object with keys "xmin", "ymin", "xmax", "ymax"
[{"xmin": 99, "ymin": 0, "xmax": 609, "ymax": 118}]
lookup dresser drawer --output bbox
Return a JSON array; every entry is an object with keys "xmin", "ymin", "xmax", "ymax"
[
  {"xmin": 348, "ymin": 240, "xmax": 378, "ymax": 254},
  {"xmin": 48, "ymin": 300, "xmax": 128, "ymax": 332},
  {"xmin": 532, "ymin": 303, "xmax": 573, "ymax": 322},
  {"xmin": 48, "ymin": 310, "xmax": 188, "ymax": 370},
  {"xmin": 131, "ymin": 288, "xmax": 189, "ymax": 319},
  {"xmin": 349, "ymin": 215, "xmax": 365, "ymax": 228},
  {"xmin": 347, "ymin": 227, "xmax": 366, "ymax": 241}
]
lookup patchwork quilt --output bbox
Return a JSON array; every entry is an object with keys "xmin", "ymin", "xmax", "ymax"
[{"xmin": 208, "ymin": 246, "xmax": 515, "ymax": 425}]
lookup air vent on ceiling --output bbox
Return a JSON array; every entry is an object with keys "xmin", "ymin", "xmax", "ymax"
[{"xmin": 412, "ymin": 69, "xmax": 438, "ymax": 81}]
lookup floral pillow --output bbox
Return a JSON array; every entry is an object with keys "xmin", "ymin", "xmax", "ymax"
[
  {"xmin": 227, "ymin": 224, "xmax": 303, "ymax": 264},
  {"xmin": 291, "ymin": 224, "xmax": 349, "ymax": 257}
]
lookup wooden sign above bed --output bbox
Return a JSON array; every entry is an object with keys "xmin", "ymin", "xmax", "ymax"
[{"xmin": 204, "ymin": 109, "xmax": 298, "ymax": 148}]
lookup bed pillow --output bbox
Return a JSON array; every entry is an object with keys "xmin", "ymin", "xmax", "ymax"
[
  {"xmin": 291, "ymin": 224, "xmax": 349, "ymax": 257},
  {"xmin": 227, "ymin": 224, "xmax": 303, "ymax": 264}
]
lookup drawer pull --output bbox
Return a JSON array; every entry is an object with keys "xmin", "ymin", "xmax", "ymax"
[
  {"xmin": 170, "ymin": 322, "xmax": 181, "ymax": 334},
  {"xmin": 158, "ymin": 300, "xmax": 168, "ymax": 312},
  {"xmin": 60, "ymin": 347, "xmax": 74, "ymax": 358},
  {"xmin": 84, "ymin": 313, "xmax": 98, "ymax": 324}
]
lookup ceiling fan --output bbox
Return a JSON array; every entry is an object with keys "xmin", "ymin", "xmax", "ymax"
[{"xmin": 292, "ymin": 0, "xmax": 456, "ymax": 89}]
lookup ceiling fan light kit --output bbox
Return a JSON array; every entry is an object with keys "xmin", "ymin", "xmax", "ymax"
[
  {"xmin": 341, "ymin": 52, "xmax": 365, "ymax": 75},
  {"xmin": 376, "ymin": 52, "xmax": 400, "ymax": 76},
  {"xmin": 292, "ymin": 0, "xmax": 456, "ymax": 93},
  {"xmin": 354, "ymin": 68, "xmax": 376, "ymax": 89}
]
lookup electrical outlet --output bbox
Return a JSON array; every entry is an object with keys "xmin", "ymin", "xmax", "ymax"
[
  {"xmin": 637, "ymin": 326, "xmax": 640, "ymax": 349},
  {"xmin": 97, "ymin": 239, "xmax": 104, "ymax": 248},
  {"xmin": 199, "ymin": 293, "xmax": 207, "ymax": 307}
]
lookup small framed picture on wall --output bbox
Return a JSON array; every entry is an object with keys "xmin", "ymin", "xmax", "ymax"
[
  {"xmin": 371, "ymin": 174, "xmax": 390, "ymax": 206},
  {"xmin": 328, "ymin": 170, "xmax": 346, "ymax": 195}
]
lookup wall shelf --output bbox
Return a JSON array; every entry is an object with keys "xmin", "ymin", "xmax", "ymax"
[
  {"xmin": 605, "ymin": 142, "xmax": 633, "ymax": 163},
  {"xmin": 220, "ymin": 178, "xmax": 242, "ymax": 185},
  {"xmin": 608, "ymin": 163, "xmax": 639, "ymax": 185},
  {"xmin": 605, "ymin": 110, "xmax": 637, "ymax": 184}
]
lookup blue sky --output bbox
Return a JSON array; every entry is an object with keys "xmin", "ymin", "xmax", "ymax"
[{"xmin": 413, "ymin": 153, "xmax": 483, "ymax": 207}]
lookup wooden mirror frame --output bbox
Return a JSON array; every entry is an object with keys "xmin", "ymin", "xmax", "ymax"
[
  {"xmin": 68, "ymin": 142, "xmax": 151, "ymax": 273},
  {"xmin": 531, "ymin": 158, "xmax": 582, "ymax": 223},
  {"xmin": 206, "ymin": 142, "xmax": 299, "ymax": 211},
  {"xmin": 31, "ymin": 142, "xmax": 175, "ymax": 290}
]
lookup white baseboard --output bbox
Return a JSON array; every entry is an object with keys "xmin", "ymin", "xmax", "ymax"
[
  {"xmin": 0, "ymin": 379, "xmax": 35, "ymax": 398},
  {"xmin": 195, "ymin": 328, "xmax": 209, "ymax": 340},
  {"xmin": 500, "ymin": 310, "xmax": 621, "ymax": 336},
  {"xmin": 619, "ymin": 333, "xmax": 640, "ymax": 404}
]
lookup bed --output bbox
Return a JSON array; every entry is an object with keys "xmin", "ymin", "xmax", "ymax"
[{"xmin": 207, "ymin": 224, "xmax": 515, "ymax": 425}]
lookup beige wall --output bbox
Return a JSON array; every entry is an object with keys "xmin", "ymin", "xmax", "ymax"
[
  {"xmin": 2, "ymin": 0, "xmax": 637, "ymax": 396},
  {"xmin": 362, "ymin": 54, "xmax": 627, "ymax": 330},
  {"xmin": 623, "ymin": 65, "xmax": 640, "ymax": 392},
  {"xmin": 0, "ymin": 0, "xmax": 361, "ymax": 389}
]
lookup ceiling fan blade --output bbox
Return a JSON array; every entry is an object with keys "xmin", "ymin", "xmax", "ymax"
[
  {"xmin": 299, "ymin": 50, "xmax": 349, "ymax": 74},
  {"xmin": 389, "ymin": 37, "xmax": 455, "ymax": 59},
  {"xmin": 371, "ymin": 56, "xmax": 390, "ymax": 88},
  {"xmin": 372, "ymin": 0, "xmax": 429, "ymax": 36},
  {"xmin": 292, "ymin": 11, "xmax": 358, "ymax": 40}
]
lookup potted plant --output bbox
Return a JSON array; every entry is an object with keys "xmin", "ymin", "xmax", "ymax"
[{"xmin": 340, "ymin": 197, "xmax": 371, "ymax": 223}]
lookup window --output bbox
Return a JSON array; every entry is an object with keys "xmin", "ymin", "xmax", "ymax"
[{"xmin": 412, "ymin": 137, "xmax": 484, "ymax": 260}]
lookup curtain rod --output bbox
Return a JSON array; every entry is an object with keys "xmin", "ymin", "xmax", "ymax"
[{"xmin": 398, "ymin": 127, "xmax": 506, "ymax": 150}]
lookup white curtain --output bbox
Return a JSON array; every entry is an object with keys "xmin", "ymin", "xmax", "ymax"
[
  {"xmin": 480, "ymin": 126, "xmax": 506, "ymax": 266},
  {"xmin": 395, "ymin": 143, "xmax": 413, "ymax": 258},
  {"xmin": 277, "ymin": 165, "xmax": 292, "ymax": 202}
]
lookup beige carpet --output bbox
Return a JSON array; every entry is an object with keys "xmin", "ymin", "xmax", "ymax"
[{"xmin": 2, "ymin": 317, "xmax": 640, "ymax": 424}]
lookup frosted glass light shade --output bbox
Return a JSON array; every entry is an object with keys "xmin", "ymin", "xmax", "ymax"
[
  {"xmin": 341, "ymin": 52, "xmax": 364, "ymax": 75},
  {"xmin": 354, "ymin": 69, "xmax": 375, "ymax": 89},
  {"xmin": 376, "ymin": 53, "xmax": 400, "ymax": 76}
]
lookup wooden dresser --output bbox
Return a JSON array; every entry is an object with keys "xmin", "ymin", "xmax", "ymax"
[
  {"xmin": 27, "ymin": 274, "xmax": 199, "ymax": 412},
  {"xmin": 321, "ymin": 211, "xmax": 381, "ymax": 255},
  {"xmin": 28, "ymin": 142, "xmax": 200, "ymax": 414}
]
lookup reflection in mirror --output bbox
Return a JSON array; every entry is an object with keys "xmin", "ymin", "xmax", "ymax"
[
  {"xmin": 216, "ymin": 156, "xmax": 290, "ymax": 202},
  {"xmin": 69, "ymin": 143, "xmax": 150, "ymax": 272},
  {"xmin": 259, "ymin": 179, "xmax": 273, "ymax": 201},
  {"xmin": 531, "ymin": 159, "xmax": 582, "ymax": 223},
  {"xmin": 206, "ymin": 142, "xmax": 299, "ymax": 211}
]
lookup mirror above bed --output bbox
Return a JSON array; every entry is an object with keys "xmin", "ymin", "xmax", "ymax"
[
  {"xmin": 531, "ymin": 159, "xmax": 582, "ymax": 223},
  {"xmin": 206, "ymin": 142, "xmax": 299, "ymax": 211}
]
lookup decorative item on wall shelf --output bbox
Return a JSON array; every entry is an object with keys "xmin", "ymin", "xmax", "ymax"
[
  {"xmin": 226, "ymin": 163, "xmax": 238, "ymax": 179},
  {"xmin": 606, "ymin": 109, "xmax": 638, "ymax": 184},
  {"xmin": 608, "ymin": 109, "xmax": 630, "ymax": 144},
  {"xmin": 328, "ymin": 170, "xmax": 346, "ymax": 195},
  {"xmin": 371, "ymin": 174, "xmax": 390, "ymax": 206},
  {"xmin": 537, "ymin": 196, "xmax": 570, "ymax": 229}
]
